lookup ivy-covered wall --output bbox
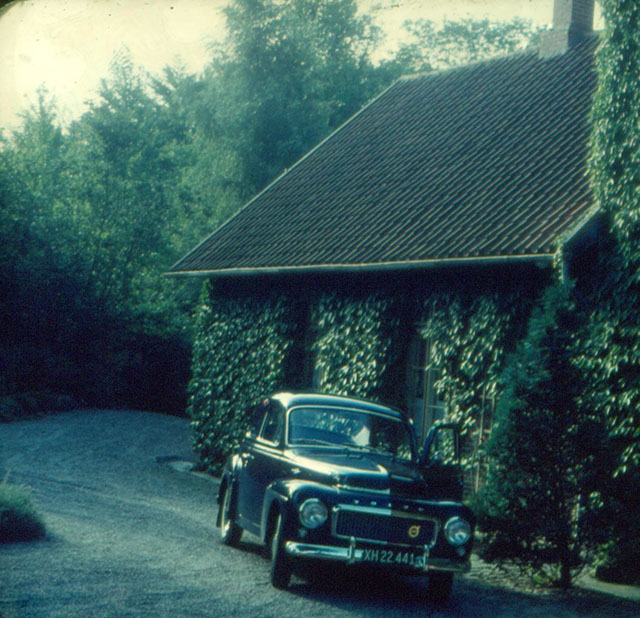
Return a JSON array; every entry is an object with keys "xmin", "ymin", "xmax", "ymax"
[
  {"xmin": 418, "ymin": 291, "xmax": 533, "ymax": 434},
  {"xmin": 586, "ymin": 0, "xmax": 640, "ymax": 476},
  {"xmin": 310, "ymin": 291, "xmax": 401, "ymax": 402},
  {"xmin": 187, "ymin": 280, "xmax": 301, "ymax": 472},
  {"xmin": 572, "ymin": 0, "xmax": 640, "ymax": 581},
  {"xmin": 187, "ymin": 270, "xmax": 544, "ymax": 479},
  {"xmin": 413, "ymin": 283, "xmax": 541, "ymax": 493}
]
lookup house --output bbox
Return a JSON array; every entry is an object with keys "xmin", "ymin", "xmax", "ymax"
[{"xmin": 169, "ymin": 0, "xmax": 601, "ymax": 485}]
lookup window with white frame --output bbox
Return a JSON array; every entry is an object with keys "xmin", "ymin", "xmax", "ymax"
[{"xmin": 406, "ymin": 333, "xmax": 446, "ymax": 442}]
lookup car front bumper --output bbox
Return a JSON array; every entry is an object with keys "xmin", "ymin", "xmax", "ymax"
[{"xmin": 284, "ymin": 541, "xmax": 471, "ymax": 574}]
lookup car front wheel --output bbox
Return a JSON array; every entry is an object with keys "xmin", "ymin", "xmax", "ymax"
[
  {"xmin": 219, "ymin": 484, "xmax": 242, "ymax": 546},
  {"xmin": 269, "ymin": 513, "xmax": 292, "ymax": 589}
]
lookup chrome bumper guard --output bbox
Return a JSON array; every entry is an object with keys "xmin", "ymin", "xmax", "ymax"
[{"xmin": 284, "ymin": 540, "xmax": 470, "ymax": 574}]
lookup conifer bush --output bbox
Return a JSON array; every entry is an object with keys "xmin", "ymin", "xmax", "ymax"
[{"xmin": 479, "ymin": 284, "xmax": 605, "ymax": 589}]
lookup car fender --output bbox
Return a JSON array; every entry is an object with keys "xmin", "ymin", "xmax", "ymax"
[
  {"xmin": 260, "ymin": 479, "xmax": 339, "ymax": 543},
  {"xmin": 216, "ymin": 453, "xmax": 243, "ymax": 526}
]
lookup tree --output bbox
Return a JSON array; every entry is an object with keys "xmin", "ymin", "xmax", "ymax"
[
  {"xmin": 0, "ymin": 91, "xmax": 79, "ymax": 398},
  {"xmin": 0, "ymin": 62, "xmax": 196, "ymax": 412},
  {"xmin": 479, "ymin": 283, "xmax": 604, "ymax": 589},
  {"xmin": 194, "ymin": 0, "xmax": 385, "ymax": 198},
  {"xmin": 390, "ymin": 17, "xmax": 543, "ymax": 74}
]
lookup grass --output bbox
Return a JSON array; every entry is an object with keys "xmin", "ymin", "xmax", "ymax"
[{"xmin": 0, "ymin": 477, "xmax": 46, "ymax": 543}]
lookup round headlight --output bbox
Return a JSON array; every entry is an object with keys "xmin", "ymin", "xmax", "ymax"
[
  {"xmin": 444, "ymin": 516, "xmax": 471, "ymax": 546},
  {"xmin": 299, "ymin": 499, "xmax": 328, "ymax": 529}
]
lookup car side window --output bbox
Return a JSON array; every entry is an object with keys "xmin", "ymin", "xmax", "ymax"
[
  {"xmin": 248, "ymin": 402, "xmax": 267, "ymax": 437},
  {"xmin": 260, "ymin": 404, "xmax": 284, "ymax": 445}
]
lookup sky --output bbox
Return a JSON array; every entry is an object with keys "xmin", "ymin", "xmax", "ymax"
[{"xmin": 0, "ymin": 0, "xmax": 603, "ymax": 131}]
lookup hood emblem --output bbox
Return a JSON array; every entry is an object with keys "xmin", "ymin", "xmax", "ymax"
[{"xmin": 408, "ymin": 525, "xmax": 421, "ymax": 539}]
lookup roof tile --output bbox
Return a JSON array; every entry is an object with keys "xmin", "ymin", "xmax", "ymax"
[{"xmin": 171, "ymin": 37, "xmax": 598, "ymax": 276}]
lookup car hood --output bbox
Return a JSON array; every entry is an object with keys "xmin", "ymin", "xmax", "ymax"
[{"xmin": 288, "ymin": 447, "xmax": 428, "ymax": 498}]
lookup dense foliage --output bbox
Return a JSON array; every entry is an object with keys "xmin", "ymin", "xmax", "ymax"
[
  {"xmin": 418, "ymin": 290, "xmax": 533, "ymax": 436},
  {"xmin": 0, "ymin": 82, "xmax": 193, "ymax": 413},
  {"xmin": 416, "ymin": 286, "xmax": 537, "ymax": 495},
  {"xmin": 311, "ymin": 292, "xmax": 399, "ymax": 401},
  {"xmin": 587, "ymin": 0, "xmax": 640, "ymax": 475},
  {"xmin": 478, "ymin": 1, "xmax": 640, "ymax": 586},
  {"xmin": 187, "ymin": 282, "xmax": 300, "ymax": 472},
  {"xmin": 392, "ymin": 17, "xmax": 543, "ymax": 73},
  {"xmin": 576, "ymin": 0, "xmax": 640, "ymax": 582},
  {"xmin": 480, "ymin": 283, "xmax": 605, "ymax": 589},
  {"xmin": 0, "ymin": 0, "xmax": 539, "ymax": 417}
]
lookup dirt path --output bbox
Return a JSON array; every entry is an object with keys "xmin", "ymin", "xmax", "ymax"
[{"xmin": 1, "ymin": 410, "xmax": 639, "ymax": 618}]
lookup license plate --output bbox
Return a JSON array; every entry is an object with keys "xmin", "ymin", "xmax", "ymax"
[{"xmin": 359, "ymin": 547, "xmax": 423, "ymax": 567}]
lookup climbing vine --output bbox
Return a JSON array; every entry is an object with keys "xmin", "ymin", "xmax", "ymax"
[
  {"xmin": 590, "ymin": 0, "xmax": 640, "ymax": 273},
  {"xmin": 586, "ymin": 0, "xmax": 640, "ymax": 475},
  {"xmin": 187, "ymin": 281, "xmax": 298, "ymax": 473},
  {"xmin": 418, "ymin": 288, "xmax": 536, "ymax": 467},
  {"xmin": 311, "ymin": 292, "xmax": 400, "ymax": 402}
]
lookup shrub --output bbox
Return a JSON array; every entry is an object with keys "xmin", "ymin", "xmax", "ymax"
[
  {"xmin": 0, "ymin": 480, "xmax": 46, "ymax": 543},
  {"xmin": 0, "ymin": 391, "xmax": 77, "ymax": 423},
  {"xmin": 479, "ymin": 283, "xmax": 605, "ymax": 589}
]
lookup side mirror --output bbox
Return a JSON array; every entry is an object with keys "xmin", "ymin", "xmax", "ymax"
[{"xmin": 420, "ymin": 423, "xmax": 460, "ymax": 467}]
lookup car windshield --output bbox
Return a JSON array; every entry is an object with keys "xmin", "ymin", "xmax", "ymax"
[{"xmin": 288, "ymin": 406, "xmax": 414, "ymax": 461}]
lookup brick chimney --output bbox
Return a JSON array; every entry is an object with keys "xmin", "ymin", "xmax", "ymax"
[{"xmin": 539, "ymin": 0, "xmax": 595, "ymax": 58}]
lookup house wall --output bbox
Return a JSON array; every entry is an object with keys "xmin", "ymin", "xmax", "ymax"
[{"xmin": 187, "ymin": 264, "xmax": 549, "ymax": 488}]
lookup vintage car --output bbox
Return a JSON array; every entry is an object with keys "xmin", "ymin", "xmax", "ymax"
[{"xmin": 216, "ymin": 392, "xmax": 474, "ymax": 599}]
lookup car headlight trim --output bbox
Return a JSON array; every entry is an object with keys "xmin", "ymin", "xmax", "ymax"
[
  {"xmin": 444, "ymin": 516, "xmax": 471, "ymax": 546},
  {"xmin": 299, "ymin": 498, "xmax": 328, "ymax": 529}
]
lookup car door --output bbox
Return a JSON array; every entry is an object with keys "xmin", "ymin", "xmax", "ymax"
[
  {"xmin": 421, "ymin": 423, "xmax": 464, "ymax": 501},
  {"xmin": 237, "ymin": 400, "xmax": 288, "ymax": 532}
]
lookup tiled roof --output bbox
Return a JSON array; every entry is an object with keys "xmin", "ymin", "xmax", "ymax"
[{"xmin": 170, "ymin": 37, "xmax": 599, "ymax": 276}]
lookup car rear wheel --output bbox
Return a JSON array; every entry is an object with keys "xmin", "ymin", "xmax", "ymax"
[
  {"xmin": 428, "ymin": 572, "xmax": 453, "ymax": 602},
  {"xmin": 219, "ymin": 484, "xmax": 242, "ymax": 546},
  {"xmin": 269, "ymin": 513, "xmax": 292, "ymax": 589}
]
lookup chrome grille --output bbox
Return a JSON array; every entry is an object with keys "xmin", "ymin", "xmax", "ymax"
[{"xmin": 333, "ymin": 506, "xmax": 437, "ymax": 547}]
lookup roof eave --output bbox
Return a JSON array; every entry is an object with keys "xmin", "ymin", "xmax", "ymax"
[{"xmin": 166, "ymin": 253, "xmax": 555, "ymax": 278}]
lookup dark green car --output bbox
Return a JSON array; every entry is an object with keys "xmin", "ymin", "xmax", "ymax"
[{"xmin": 217, "ymin": 392, "xmax": 474, "ymax": 600}]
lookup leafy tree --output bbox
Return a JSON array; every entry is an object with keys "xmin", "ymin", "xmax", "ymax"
[
  {"xmin": 0, "ymin": 92, "xmax": 78, "ymax": 397},
  {"xmin": 196, "ymin": 0, "xmax": 385, "ymax": 198},
  {"xmin": 390, "ymin": 17, "xmax": 543, "ymax": 74},
  {"xmin": 479, "ymin": 283, "xmax": 604, "ymax": 589},
  {"xmin": 0, "ymin": 65, "xmax": 195, "ymax": 412},
  {"xmin": 66, "ymin": 57, "xmax": 180, "ymax": 315}
]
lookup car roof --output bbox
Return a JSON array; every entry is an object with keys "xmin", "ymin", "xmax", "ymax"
[{"xmin": 271, "ymin": 392, "xmax": 406, "ymax": 420}]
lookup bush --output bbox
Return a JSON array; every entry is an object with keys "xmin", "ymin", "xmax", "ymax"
[
  {"xmin": 0, "ymin": 481, "xmax": 46, "ymax": 542},
  {"xmin": 590, "ymin": 468, "xmax": 640, "ymax": 585},
  {"xmin": 479, "ymin": 283, "xmax": 604, "ymax": 589},
  {"xmin": 0, "ymin": 391, "xmax": 77, "ymax": 423}
]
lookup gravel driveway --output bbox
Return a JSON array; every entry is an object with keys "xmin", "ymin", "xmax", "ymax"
[{"xmin": 1, "ymin": 410, "xmax": 639, "ymax": 618}]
